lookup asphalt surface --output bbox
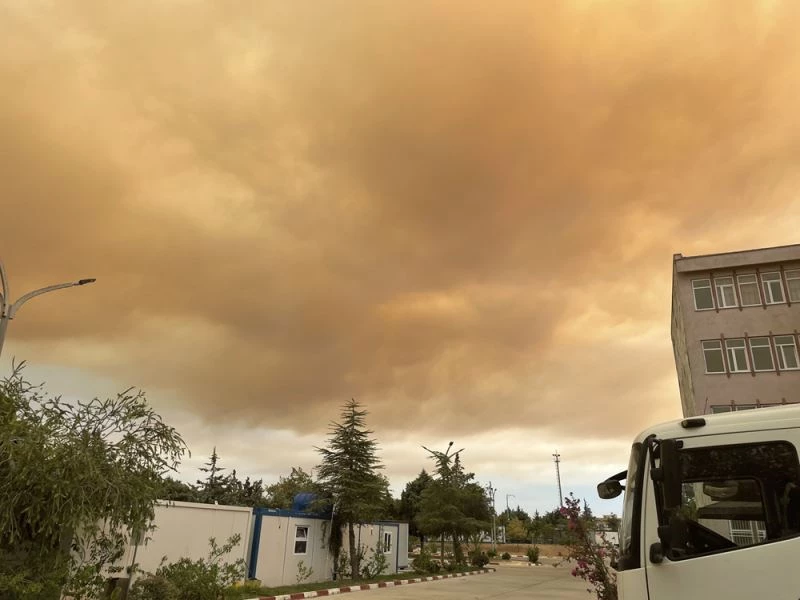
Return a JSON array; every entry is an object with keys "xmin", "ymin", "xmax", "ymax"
[{"xmin": 367, "ymin": 562, "xmax": 589, "ymax": 599}]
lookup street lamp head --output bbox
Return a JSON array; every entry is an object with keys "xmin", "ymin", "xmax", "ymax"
[{"xmin": 77, "ymin": 278, "xmax": 97, "ymax": 286}]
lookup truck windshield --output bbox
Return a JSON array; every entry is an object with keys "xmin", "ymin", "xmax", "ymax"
[{"xmin": 618, "ymin": 441, "xmax": 644, "ymax": 570}]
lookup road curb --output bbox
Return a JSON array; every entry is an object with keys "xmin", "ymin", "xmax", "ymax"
[{"xmin": 245, "ymin": 568, "xmax": 495, "ymax": 600}]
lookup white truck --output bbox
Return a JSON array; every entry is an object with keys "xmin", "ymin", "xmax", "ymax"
[{"xmin": 597, "ymin": 405, "xmax": 800, "ymax": 599}]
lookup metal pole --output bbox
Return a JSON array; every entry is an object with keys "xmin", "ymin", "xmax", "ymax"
[
  {"xmin": 487, "ymin": 482, "xmax": 497, "ymax": 553},
  {"xmin": 0, "ymin": 260, "xmax": 95, "ymax": 359},
  {"xmin": 506, "ymin": 494, "xmax": 515, "ymax": 517},
  {"xmin": 553, "ymin": 452, "xmax": 563, "ymax": 507}
]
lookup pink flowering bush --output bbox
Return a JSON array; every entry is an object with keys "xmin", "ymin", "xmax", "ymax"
[{"xmin": 558, "ymin": 493, "xmax": 618, "ymax": 600}]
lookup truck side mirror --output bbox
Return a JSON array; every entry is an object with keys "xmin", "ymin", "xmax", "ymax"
[
  {"xmin": 597, "ymin": 480, "xmax": 623, "ymax": 499},
  {"xmin": 660, "ymin": 439, "xmax": 682, "ymax": 510}
]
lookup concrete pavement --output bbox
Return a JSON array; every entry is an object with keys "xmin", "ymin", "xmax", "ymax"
[{"xmin": 364, "ymin": 562, "xmax": 589, "ymax": 599}]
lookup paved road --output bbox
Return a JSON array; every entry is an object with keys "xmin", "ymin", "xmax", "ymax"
[{"xmin": 370, "ymin": 562, "xmax": 589, "ymax": 599}]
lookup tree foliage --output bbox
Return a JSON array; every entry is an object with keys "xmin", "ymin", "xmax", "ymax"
[
  {"xmin": 416, "ymin": 442, "xmax": 491, "ymax": 562},
  {"xmin": 265, "ymin": 467, "xmax": 317, "ymax": 509},
  {"xmin": 399, "ymin": 469, "xmax": 433, "ymax": 540},
  {"xmin": 0, "ymin": 367, "xmax": 188, "ymax": 599},
  {"xmin": 315, "ymin": 399, "xmax": 388, "ymax": 580}
]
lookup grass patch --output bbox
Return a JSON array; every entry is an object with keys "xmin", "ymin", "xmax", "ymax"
[{"xmin": 225, "ymin": 567, "xmax": 486, "ymax": 599}]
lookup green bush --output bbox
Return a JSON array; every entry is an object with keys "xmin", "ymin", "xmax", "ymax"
[
  {"xmin": 469, "ymin": 551, "xmax": 489, "ymax": 568},
  {"xmin": 486, "ymin": 549, "xmax": 497, "ymax": 558},
  {"xmin": 129, "ymin": 535, "xmax": 245, "ymax": 600},
  {"xmin": 501, "ymin": 552, "xmax": 511, "ymax": 560},
  {"xmin": 411, "ymin": 547, "xmax": 437, "ymax": 574},
  {"xmin": 128, "ymin": 575, "xmax": 178, "ymax": 600},
  {"xmin": 527, "ymin": 546, "xmax": 540, "ymax": 563}
]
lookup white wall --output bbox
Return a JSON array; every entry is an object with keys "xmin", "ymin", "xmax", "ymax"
[
  {"xmin": 121, "ymin": 500, "xmax": 253, "ymax": 582},
  {"xmin": 251, "ymin": 515, "xmax": 332, "ymax": 587}
]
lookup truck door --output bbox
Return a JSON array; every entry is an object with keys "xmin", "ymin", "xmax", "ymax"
[{"xmin": 642, "ymin": 431, "xmax": 800, "ymax": 600}]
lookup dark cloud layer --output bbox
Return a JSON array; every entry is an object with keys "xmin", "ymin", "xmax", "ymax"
[{"xmin": 2, "ymin": 1, "xmax": 799, "ymax": 437}]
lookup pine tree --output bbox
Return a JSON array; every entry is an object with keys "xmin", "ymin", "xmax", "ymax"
[
  {"xmin": 197, "ymin": 447, "xmax": 226, "ymax": 503},
  {"xmin": 316, "ymin": 399, "xmax": 388, "ymax": 579}
]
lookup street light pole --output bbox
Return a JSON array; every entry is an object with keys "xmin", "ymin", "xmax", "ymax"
[
  {"xmin": 487, "ymin": 482, "xmax": 497, "ymax": 553},
  {"xmin": 0, "ymin": 260, "xmax": 96, "ymax": 358}
]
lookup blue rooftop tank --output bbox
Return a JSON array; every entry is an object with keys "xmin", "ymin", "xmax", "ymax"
[{"xmin": 291, "ymin": 492, "xmax": 317, "ymax": 512}]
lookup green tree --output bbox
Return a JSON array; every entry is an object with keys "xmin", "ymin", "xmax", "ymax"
[
  {"xmin": 416, "ymin": 443, "xmax": 490, "ymax": 563},
  {"xmin": 159, "ymin": 476, "xmax": 200, "ymax": 502},
  {"xmin": 266, "ymin": 467, "xmax": 317, "ymax": 508},
  {"xmin": 506, "ymin": 517, "xmax": 528, "ymax": 543},
  {"xmin": 0, "ymin": 367, "xmax": 188, "ymax": 599},
  {"xmin": 399, "ymin": 470, "xmax": 433, "ymax": 543},
  {"xmin": 315, "ymin": 399, "xmax": 388, "ymax": 580},
  {"xmin": 196, "ymin": 447, "xmax": 226, "ymax": 504}
]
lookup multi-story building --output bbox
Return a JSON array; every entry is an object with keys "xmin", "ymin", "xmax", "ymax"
[{"xmin": 671, "ymin": 244, "xmax": 800, "ymax": 417}]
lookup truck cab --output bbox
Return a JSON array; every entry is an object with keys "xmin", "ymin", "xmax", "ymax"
[{"xmin": 599, "ymin": 405, "xmax": 800, "ymax": 600}]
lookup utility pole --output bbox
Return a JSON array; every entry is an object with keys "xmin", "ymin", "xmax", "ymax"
[
  {"xmin": 486, "ymin": 482, "xmax": 497, "ymax": 553},
  {"xmin": 553, "ymin": 451, "xmax": 563, "ymax": 507},
  {"xmin": 0, "ymin": 261, "xmax": 96, "ymax": 358},
  {"xmin": 506, "ymin": 493, "xmax": 515, "ymax": 518}
]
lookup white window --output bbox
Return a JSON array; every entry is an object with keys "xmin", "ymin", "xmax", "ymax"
[
  {"xmin": 761, "ymin": 272, "xmax": 785, "ymax": 304},
  {"xmin": 725, "ymin": 339, "xmax": 749, "ymax": 373},
  {"xmin": 294, "ymin": 526, "xmax": 308, "ymax": 554},
  {"xmin": 692, "ymin": 279, "xmax": 714, "ymax": 310},
  {"xmin": 702, "ymin": 340, "xmax": 726, "ymax": 373},
  {"xmin": 383, "ymin": 531, "xmax": 392, "ymax": 553},
  {"xmin": 785, "ymin": 269, "xmax": 800, "ymax": 302},
  {"xmin": 714, "ymin": 277, "xmax": 737, "ymax": 308},
  {"xmin": 749, "ymin": 337, "xmax": 774, "ymax": 372},
  {"xmin": 775, "ymin": 336, "xmax": 800, "ymax": 370},
  {"xmin": 737, "ymin": 274, "xmax": 761, "ymax": 306}
]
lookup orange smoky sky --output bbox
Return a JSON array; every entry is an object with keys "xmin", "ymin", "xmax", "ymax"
[{"xmin": 1, "ymin": 0, "xmax": 800, "ymax": 452}]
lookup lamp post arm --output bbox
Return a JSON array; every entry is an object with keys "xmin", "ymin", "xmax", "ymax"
[{"xmin": 8, "ymin": 282, "xmax": 83, "ymax": 319}]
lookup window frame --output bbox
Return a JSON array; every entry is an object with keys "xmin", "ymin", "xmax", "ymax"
[
  {"xmin": 775, "ymin": 335, "xmax": 800, "ymax": 371},
  {"xmin": 692, "ymin": 278, "xmax": 715, "ymax": 311},
  {"xmin": 725, "ymin": 338, "xmax": 750, "ymax": 373},
  {"xmin": 655, "ymin": 440, "xmax": 800, "ymax": 562},
  {"xmin": 736, "ymin": 274, "xmax": 762, "ymax": 307},
  {"xmin": 714, "ymin": 276, "xmax": 737, "ymax": 309},
  {"xmin": 293, "ymin": 525, "xmax": 309, "ymax": 555},
  {"xmin": 749, "ymin": 337, "xmax": 775, "ymax": 372},
  {"xmin": 383, "ymin": 531, "xmax": 392, "ymax": 554},
  {"xmin": 702, "ymin": 340, "xmax": 726, "ymax": 374},
  {"xmin": 761, "ymin": 272, "xmax": 785, "ymax": 305},
  {"xmin": 785, "ymin": 269, "xmax": 800, "ymax": 303}
]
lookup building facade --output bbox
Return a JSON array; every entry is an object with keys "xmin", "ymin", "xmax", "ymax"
[{"xmin": 671, "ymin": 244, "xmax": 800, "ymax": 417}]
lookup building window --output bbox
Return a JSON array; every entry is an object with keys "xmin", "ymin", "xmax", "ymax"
[
  {"xmin": 725, "ymin": 338, "xmax": 749, "ymax": 373},
  {"xmin": 761, "ymin": 272, "xmax": 785, "ymax": 304},
  {"xmin": 775, "ymin": 336, "xmax": 800, "ymax": 370},
  {"xmin": 692, "ymin": 279, "xmax": 714, "ymax": 310},
  {"xmin": 714, "ymin": 277, "xmax": 737, "ymax": 308},
  {"xmin": 383, "ymin": 531, "xmax": 392, "ymax": 553},
  {"xmin": 785, "ymin": 269, "xmax": 800, "ymax": 303},
  {"xmin": 294, "ymin": 526, "xmax": 308, "ymax": 554},
  {"xmin": 710, "ymin": 405, "xmax": 732, "ymax": 413},
  {"xmin": 703, "ymin": 340, "xmax": 726, "ymax": 373},
  {"xmin": 749, "ymin": 337, "xmax": 775, "ymax": 372},
  {"xmin": 737, "ymin": 274, "xmax": 761, "ymax": 306}
]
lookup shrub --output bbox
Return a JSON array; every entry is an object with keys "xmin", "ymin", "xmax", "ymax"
[
  {"xmin": 486, "ymin": 549, "xmax": 497, "ymax": 558},
  {"xmin": 527, "ymin": 546, "xmax": 540, "ymax": 564},
  {"xmin": 129, "ymin": 535, "xmax": 246, "ymax": 600},
  {"xmin": 296, "ymin": 560, "xmax": 314, "ymax": 585},
  {"xmin": 411, "ymin": 547, "xmax": 436, "ymax": 574},
  {"xmin": 501, "ymin": 552, "xmax": 511, "ymax": 560},
  {"xmin": 360, "ymin": 543, "xmax": 389, "ymax": 579},
  {"xmin": 128, "ymin": 575, "xmax": 178, "ymax": 600},
  {"xmin": 469, "ymin": 551, "xmax": 489, "ymax": 568},
  {"xmin": 559, "ymin": 493, "xmax": 618, "ymax": 600}
]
